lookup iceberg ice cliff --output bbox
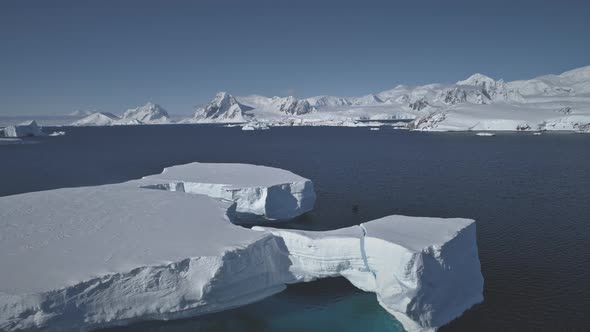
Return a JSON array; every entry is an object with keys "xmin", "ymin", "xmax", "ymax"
[
  {"xmin": 1, "ymin": 120, "xmax": 45, "ymax": 138},
  {"xmin": 255, "ymin": 215, "xmax": 483, "ymax": 332},
  {"xmin": 141, "ymin": 162, "xmax": 316, "ymax": 222},
  {"xmin": 0, "ymin": 163, "xmax": 483, "ymax": 332}
]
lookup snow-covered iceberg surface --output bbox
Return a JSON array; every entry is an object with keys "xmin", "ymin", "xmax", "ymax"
[
  {"xmin": 0, "ymin": 164, "xmax": 483, "ymax": 332},
  {"xmin": 0, "ymin": 180, "xmax": 290, "ymax": 332},
  {"xmin": 141, "ymin": 162, "xmax": 315, "ymax": 223},
  {"xmin": 1, "ymin": 120, "xmax": 45, "ymax": 137}
]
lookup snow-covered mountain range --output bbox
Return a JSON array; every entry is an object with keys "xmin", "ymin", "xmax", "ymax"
[
  {"xmin": 68, "ymin": 65, "xmax": 590, "ymax": 132},
  {"xmin": 72, "ymin": 102, "xmax": 171, "ymax": 126},
  {"xmin": 188, "ymin": 92, "xmax": 252, "ymax": 123}
]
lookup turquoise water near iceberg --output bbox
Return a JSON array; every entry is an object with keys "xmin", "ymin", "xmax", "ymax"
[{"xmin": 108, "ymin": 278, "xmax": 404, "ymax": 332}]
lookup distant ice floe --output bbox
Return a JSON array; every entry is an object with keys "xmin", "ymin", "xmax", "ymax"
[
  {"xmin": 241, "ymin": 122, "xmax": 270, "ymax": 131},
  {"xmin": 0, "ymin": 162, "xmax": 483, "ymax": 332}
]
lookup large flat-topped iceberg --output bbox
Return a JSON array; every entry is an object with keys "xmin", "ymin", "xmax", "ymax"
[
  {"xmin": 0, "ymin": 164, "xmax": 483, "ymax": 332},
  {"xmin": 0, "ymin": 182, "xmax": 254, "ymax": 294},
  {"xmin": 0, "ymin": 177, "xmax": 294, "ymax": 331},
  {"xmin": 141, "ymin": 162, "xmax": 316, "ymax": 222}
]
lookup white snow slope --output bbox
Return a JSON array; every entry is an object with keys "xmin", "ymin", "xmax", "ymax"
[
  {"xmin": 0, "ymin": 163, "xmax": 482, "ymax": 332},
  {"xmin": 70, "ymin": 112, "xmax": 121, "ymax": 126},
  {"xmin": 121, "ymin": 102, "xmax": 171, "ymax": 124},
  {"xmin": 71, "ymin": 103, "xmax": 171, "ymax": 126},
  {"xmin": 188, "ymin": 92, "xmax": 252, "ymax": 123}
]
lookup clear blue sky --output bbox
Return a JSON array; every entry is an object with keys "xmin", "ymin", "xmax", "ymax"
[{"xmin": 1, "ymin": 0, "xmax": 589, "ymax": 115}]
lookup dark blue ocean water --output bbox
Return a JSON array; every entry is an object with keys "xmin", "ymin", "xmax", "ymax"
[{"xmin": 1, "ymin": 125, "xmax": 589, "ymax": 331}]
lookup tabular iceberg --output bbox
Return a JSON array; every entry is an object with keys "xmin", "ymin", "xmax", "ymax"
[
  {"xmin": 141, "ymin": 162, "xmax": 316, "ymax": 222},
  {"xmin": 255, "ymin": 215, "xmax": 484, "ymax": 332},
  {"xmin": 1, "ymin": 120, "xmax": 45, "ymax": 138},
  {"xmin": 0, "ymin": 163, "xmax": 483, "ymax": 332}
]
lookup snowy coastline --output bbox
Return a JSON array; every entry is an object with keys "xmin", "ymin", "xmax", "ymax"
[{"xmin": 5, "ymin": 65, "xmax": 590, "ymax": 133}]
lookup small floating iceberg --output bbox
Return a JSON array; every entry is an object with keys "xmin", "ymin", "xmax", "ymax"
[
  {"xmin": 242, "ymin": 122, "xmax": 270, "ymax": 131},
  {"xmin": 370, "ymin": 127, "xmax": 380, "ymax": 131},
  {"xmin": 49, "ymin": 131, "xmax": 66, "ymax": 137},
  {"xmin": 475, "ymin": 132, "xmax": 495, "ymax": 137}
]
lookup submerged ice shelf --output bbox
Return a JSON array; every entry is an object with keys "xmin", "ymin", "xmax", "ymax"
[{"xmin": 0, "ymin": 163, "xmax": 483, "ymax": 332}]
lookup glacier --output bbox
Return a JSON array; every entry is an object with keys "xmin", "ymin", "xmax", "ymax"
[{"xmin": 0, "ymin": 163, "xmax": 483, "ymax": 332}]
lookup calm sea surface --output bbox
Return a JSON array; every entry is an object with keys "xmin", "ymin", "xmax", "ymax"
[{"xmin": 1, "ymin": 125, "xmax": 589, "ymax": 331}]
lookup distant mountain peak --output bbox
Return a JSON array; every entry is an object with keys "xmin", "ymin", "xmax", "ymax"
[
  {"xmin": 457, "ymin": 73, "xmax": 496, "ymax": 86},
  {"xmin": 122, "ymin": 102, "xmax": 170, "ymax": 123},
  {"xmin": 271, "ymin": 96, "xmax": 316, "ymax": 115},
  {"xmin": 193, "ymin": 92, "xmax": 251, "ymax": 122}
]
